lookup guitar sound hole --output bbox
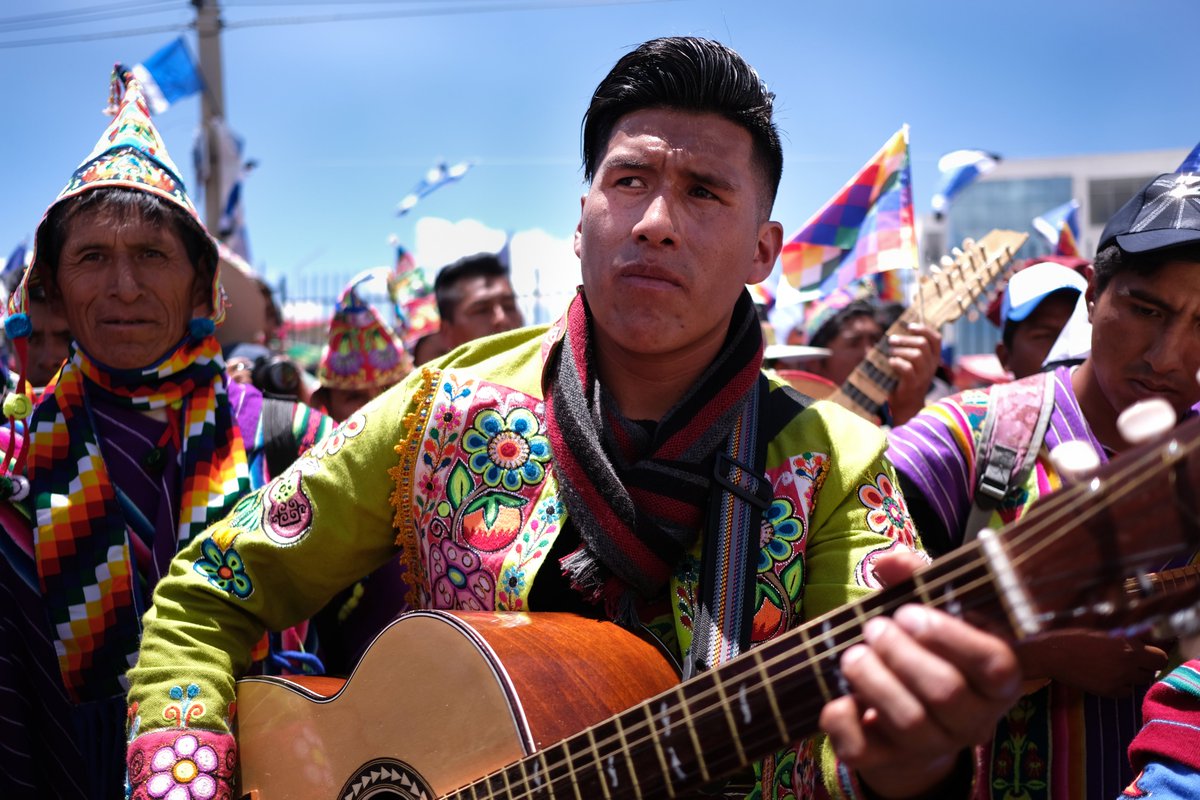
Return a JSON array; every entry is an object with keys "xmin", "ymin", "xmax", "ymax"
[{"xmin": 337, "ymin": 758, "xmax": 434, "ymax": 800}]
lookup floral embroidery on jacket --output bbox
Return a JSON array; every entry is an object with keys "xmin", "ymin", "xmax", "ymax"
[
  {"xmin": 858, "ymin": 472, "xmax": 915, "ymax": 547},
  {"xmin": 462, "ymin": 407, "xmax": 551, "ymax": 491},
  {"xmin": 192, "ymin": 538, "xmax": 252, "ymax": 599},
  {"xmin": 429, "ymin": 536, "xmax": 496, "ymax": 610},
  {"xmin": 398, "ymin": 372, "xmax": 560, "ymax": 612},
  {"xmin": 144, "ymin": 732, "xmax": 221, "ymax": 799},
  {"xmin": 162, "ymin": 683, "xmax": 206, "ymax": 728}
]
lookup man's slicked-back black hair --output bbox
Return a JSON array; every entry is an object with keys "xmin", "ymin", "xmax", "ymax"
[{"xmin": 581, "ymin": 36, "xmax": 783, "ymax": 212}]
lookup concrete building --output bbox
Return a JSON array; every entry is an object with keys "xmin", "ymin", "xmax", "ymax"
[{"xmin": 921, "ymin": 146, "xmax": 1189, "ymax": 358}]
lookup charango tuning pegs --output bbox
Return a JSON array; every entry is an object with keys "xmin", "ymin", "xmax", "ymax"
[{"xmin": 1117, "ymin": 397, "xmax": 1177, "ymax": 446}]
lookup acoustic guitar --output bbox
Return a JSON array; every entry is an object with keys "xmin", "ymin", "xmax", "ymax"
[
  {"xmin": 826, "ymin": 229, "xmax": 1028, "ymax": 424},
  {"xmin": 236, "ymin": 413, "xmax": 1200, "ymax": 800}
]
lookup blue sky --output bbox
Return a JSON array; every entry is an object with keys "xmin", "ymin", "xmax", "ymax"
[{"xmin": 3, "ymin": 0, "xmax": 1198, "ymax": 308}]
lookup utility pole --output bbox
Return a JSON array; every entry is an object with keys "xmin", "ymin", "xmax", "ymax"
[{"xmin": 193, "ymin": 0, "xmax": 225, "ymax": 232}]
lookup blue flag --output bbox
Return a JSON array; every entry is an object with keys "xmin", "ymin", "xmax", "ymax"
[
  {"xmin": 1178, "ymin": 140, "xmax": 1200, "ymax": 173},
  {"xmin": 1, "ymin": 241, "xmax": 27, "ymax": 293},
  {"xmin": 396, "ymin": 160, "xmax": 472, "ymax": 217},
  {"xmin": 132, "ymin": 37, "xmax": 203, "ymax": 115},
  {"xmin": 931, "ymin": 149, "xmax": 1001, "ymax": 218}
]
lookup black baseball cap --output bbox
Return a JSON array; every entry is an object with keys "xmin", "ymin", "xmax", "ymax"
[{"xmin": 1098, "ymin": 172, "xmax": 1200, "ymax": 254}]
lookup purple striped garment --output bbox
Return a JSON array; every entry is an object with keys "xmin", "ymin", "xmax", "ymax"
[{"xmin": 886, "ymin": 366, "xmax": 1193, "ymax": 800}]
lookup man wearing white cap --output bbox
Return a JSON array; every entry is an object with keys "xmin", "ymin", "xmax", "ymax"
[{"xmin": 995, "ymin": 261, "xmax": 1088, "ymax": 379}]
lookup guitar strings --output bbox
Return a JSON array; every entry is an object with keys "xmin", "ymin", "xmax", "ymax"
[{"xmin": 452, "ymin": 425, "xmax": 1200, "ymax": 800}]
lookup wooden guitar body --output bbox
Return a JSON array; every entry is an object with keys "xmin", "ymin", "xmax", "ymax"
[{"xmin": 236, "ymin": 611, "xmax": 678, "ymax": 799}]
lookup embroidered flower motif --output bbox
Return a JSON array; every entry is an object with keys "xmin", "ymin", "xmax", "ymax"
[
  {"xmin": 500, "ymin": 565, "xmax": 527, "ymax": 596},
  {"xmin": 428, "ymin": 537, "xmax": 496, "ymax": 610},
  {"xmin": 433, "ymin": 402, "xmax": 464, "ymax": 433},
  {"xmin": 535, "ymin": 496, "xmax": 564, "ymax": 526},
  {"xmin": 315, "ymin": 412, "xmax": 367, "ymax": 458},
  {"xmin": 758, "ymin": 498, "xmax": 804, "ymax": 571},
  {"xmin": 146, "ymin": 733, "xmax": 220, "ymax": 800},
  {"xmin": 858, "ymin": 472, "xmax": 915, "ymax": 547},
  {"xmin": 163, "ymin": 683, "xmax": 206, "ymax": 728},
  {"xmin": 193, "ymin": 539, "xmax": 252, "ymax": 598},
  {"xmin": 462, "ymin": 407, "xmax": 551, "ymax": 491}
]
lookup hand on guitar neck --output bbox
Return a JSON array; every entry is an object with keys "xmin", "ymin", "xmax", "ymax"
[
  {"xmin": 822, "ymin": 550, "xmax": 1021, "ymax": 800},
  {"xmin": 880, "ymin": 323, "xmax": 942, "ymax": 426}
]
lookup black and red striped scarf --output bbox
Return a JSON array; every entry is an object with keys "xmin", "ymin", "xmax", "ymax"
[{"xmin": 543, "ymin": 290, "xmax": 763, "ymax": 622}]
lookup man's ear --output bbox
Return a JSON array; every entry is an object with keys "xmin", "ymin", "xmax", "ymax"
[
  {"xmin": 749, "ymin": 220, "xmax": 784, "ymax": 284},
  {"xmin": 573, "ymin": 194, "xmax": 586, "ymax": 259},
  {"xmin": 192, "ymin": 275, "xmax": 212, "ymax": 317},
  {"xmin": 995, "ymin": 341, "xmax": 1010, "ymax": 371}
]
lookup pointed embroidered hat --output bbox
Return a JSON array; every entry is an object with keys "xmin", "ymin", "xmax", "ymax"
[
  {"xmin": 5, "ymin": 67, "xmax": 222, "ymax": 336},
  {"xmin": 318, "ymin": 281, "xmax": 412, "ymax": 391}
]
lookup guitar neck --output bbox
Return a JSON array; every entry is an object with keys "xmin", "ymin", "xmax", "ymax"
[
  {"xmin": 830, "ymin": 338, "xmax": 900, "ymax": 423},
  {"xmin": 1126, "ymin": 563, "xmax": 1200, "ymax": 597},
  {"xmin": 448, "ymin": 553, "xmax": 992, "ymax": 800},
  {"xmin": 827, "ymin": 229, "xmax": 1028, "ymax": 424}
]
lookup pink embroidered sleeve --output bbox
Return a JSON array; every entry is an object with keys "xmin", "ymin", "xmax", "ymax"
[{"xmin": 127, "ymin": 728, "xmax": 237, "ymax": 800}]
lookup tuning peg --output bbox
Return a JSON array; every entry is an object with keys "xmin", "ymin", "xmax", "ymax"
[
  {"xmin": 1049, "ymin": 440, "xmax": 1102, "ymax": 484},
  {"xmin": 939, "ymin": 254, "xmax": 955, "ymax": 269},
  {"xmin": 1152, "ymin": 603, "xmax": 1200, "ymax": 640},
  {"xmin": 1117, "ymin": 397, "xmax": 1177, "ymax": 446}
]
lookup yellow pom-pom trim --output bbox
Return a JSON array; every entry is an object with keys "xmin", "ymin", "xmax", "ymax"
[{"xmin": 3, "ymin": 392, "xmax": 33, "ymax": 420}]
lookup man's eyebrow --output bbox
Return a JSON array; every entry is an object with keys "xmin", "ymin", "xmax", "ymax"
[
  {"xmin": 684, "ymin": 167, "xmax": 737, "ymax": 192},
  {"xmin": 602, "ymin": 155, "xmax": 651, "ymax": 172},
  {"xmin": 1124, "ymin": 286, "xmax": 1175, "ymax": 312}
]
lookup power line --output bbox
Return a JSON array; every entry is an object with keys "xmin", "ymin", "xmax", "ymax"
[
  {"xmin": 0, "ymin": 0, "xmax": 181, "ymax": 31},
  {"xmin": 225, "ymin": 0, "xmax": 518, "ymax": 5},
  {"xmin": 223, "ymin": 0, "xmax": 677, "ymax": 30},
  {"xmin": 0, "ymin": 0, "xmax": 672, "ymax": 48},
  {"xmin": 0, "ymin": 21, "xmax": 190, "ymax": 49}
]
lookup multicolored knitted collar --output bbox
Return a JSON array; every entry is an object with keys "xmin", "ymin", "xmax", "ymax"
[{"xmin": 30, "ymin": 335, "xmax": 249, "ymax": 703}]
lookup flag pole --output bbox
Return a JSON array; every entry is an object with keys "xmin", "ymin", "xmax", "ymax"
[
  {"xmin": 903, "ymin": 124, "xmax": 926, "ymax": 328},
  {"xmin": 193, "ymin": 0, "xmax": 226, "ymax": 232}
]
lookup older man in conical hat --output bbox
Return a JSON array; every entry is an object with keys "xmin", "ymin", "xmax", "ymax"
[{"xmin": 0, "ymin": 69, "xmax": 332, "ymax": 797}]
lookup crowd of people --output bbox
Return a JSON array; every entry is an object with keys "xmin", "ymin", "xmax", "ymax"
[{"xmin": 0, "ymin": 35, "xmax": 1197, "ymax": 800}]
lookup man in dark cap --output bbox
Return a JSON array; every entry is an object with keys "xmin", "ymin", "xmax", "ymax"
[{"xmin": 889, "ymin": 170, "xmax": 1200, "ymax": 800}]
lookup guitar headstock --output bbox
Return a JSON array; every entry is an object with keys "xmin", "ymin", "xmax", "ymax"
[
  {"xmin": 962, "ymin": 413, "xmax": 1200, "ymax": 640},
  {"xmin": 903, "ymin": 229, "xmax": 1029, "ymax": 332}
]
